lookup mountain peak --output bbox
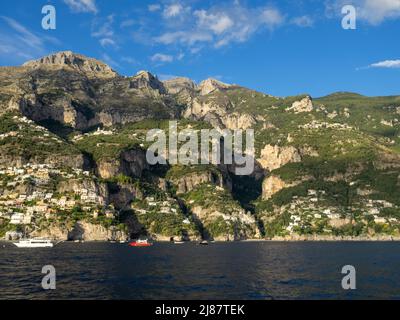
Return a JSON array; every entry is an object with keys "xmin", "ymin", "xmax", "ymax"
[
  {"xmin": 22, "ymin": 51, "xmax": 117, "ymax": 78},
  {"xmin": 199, "ymin": 78, "xmax": 231, "ymax": 95},
  {"xmin": 162, "ymin": 77, "xmax": 197, "ymax": 95},
  {"xmin": 130, "ymin": 70, "xmax": 166, "ymax": 94}
]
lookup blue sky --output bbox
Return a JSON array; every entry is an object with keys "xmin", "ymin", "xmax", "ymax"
[{"xmin": 1, "ymin": 0, "xmax": 400, "ymax": 97}]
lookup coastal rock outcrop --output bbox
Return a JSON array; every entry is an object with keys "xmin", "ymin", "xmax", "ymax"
[
  {"xmin": 67, "ymin": 221, "xmax": 127, "ymax": 241},
  {"xmin": 190, "ymin": 205, "xmax": 260, "ymax": 241}
]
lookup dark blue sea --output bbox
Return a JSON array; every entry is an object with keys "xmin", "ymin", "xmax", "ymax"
[{"xmin": 1, "ymin": 241, "xmax": 399, "ymax": 300}]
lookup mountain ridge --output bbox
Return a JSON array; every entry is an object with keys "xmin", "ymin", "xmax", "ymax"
[{"xmin": 0, "ymin": 51, "xmax": 400, "ymax": 242}]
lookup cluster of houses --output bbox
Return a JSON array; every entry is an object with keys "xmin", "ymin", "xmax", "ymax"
[
  {"xmin": 132, "ymin": 196, "xmax": 192, "ymax": 224},
  {"xmin": 72, "ymin": 127, "xmax": 115, "ymax": 142},
  {"xmin": 283, "ymin": 189, "xmax": 398, "ymax": 234},
  {"xmin": 298, "ymin": 121, "xmax": 353, "ymax": 131},
  {"xmin": 0, "ymin": 163, "xmax": 90, "ymax": 183},
  {"xmin": 0, "ymin": 163, "xmax": 116, "ymax": 229},
  {"xmin": 133, "ymin": 196, "xmax": 179, "ymax": 216}
]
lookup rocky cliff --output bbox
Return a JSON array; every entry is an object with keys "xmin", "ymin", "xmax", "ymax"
[{"xmin": 1, "ymin": 52, "xmax": 400, "ymax": 242}]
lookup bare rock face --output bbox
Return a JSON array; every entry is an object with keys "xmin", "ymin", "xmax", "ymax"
[
  {"xmin": 190, "ymin": 205, "xmax": 260, "ymax": 241},
  {"xmin": 67, "ymin": 221, "xmax": 127, "ymax": 241},
  {"xmin": 109, "ymin": 183, "xmax": 141, "ymax": 210},
  {"xmin": 31, "ymin": 225, "xmax": 69, "ymax": 240},
  {"xmin": 184, "ymin": 97, "xmax": 230, "ymax": 119},
  {"xmin": 221, "ymin": 112, "xmax": 256, "ymax": 130},
  {"xmin": 171, "ymin": 170, "xmax": 231, "ymax": 195},
  {"xmin": 183, "ymin": 95, "xmax": 254, "ymax": 130},
  {"xmin": 163, "ymin": 77, "xmax": 197, "ymax": 95},
  {"xmin": 130, "ymin": 71, "xmax": 166, "ymax": 94},
  {"xmin": 258, "ymin": 145, "xmax": 302, "ymax": 171},
  {"xmin": 198, "ymin": 78, "xmax": 231, "ymax": 95},
  {"xmin": 97, "ymin": 149, "xmax": 149, "ymax": 179},
  {"xmin": 0, "ymin": 52, "xmax": 179, "ymax": 131},
  {"xmin": 262, "ymin": 175, "xmax": 301, "ymax": 200},
  {"xmin": 32, "ymin": 219, "xmax": 127, "ymax": 242},
  {"xmin": 23, "ymin": 51, "xmax": 117, "ymax": 79},
  {"xmin": 262, "ymin": 175, "xmax": 287, "ymax": 200},
  {"xmin": 286, "ymin": 96, "xmax": 314, "ymax": 113}
]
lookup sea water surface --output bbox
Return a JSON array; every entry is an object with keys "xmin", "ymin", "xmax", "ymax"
[{"xmin": 0, "ymin": 241, "xmax": 399, "ymax": 300}]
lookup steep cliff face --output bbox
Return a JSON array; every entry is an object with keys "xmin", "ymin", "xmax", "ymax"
[
  {"xmin": 221, "ymin": 113, "xmax": 256, "ymax": 130},
  {"xmin": 183, "ymin": 96, "xmax": 230, "ymax": 121},
  {"xmin": 130, "ymin": 71, "xmax": 166, "ymax": 94},
  {"xmin": 258, "ymin": 145, "xmax": 302, "ymax": 171},
  {"xmin": 0, "ymin": 52, "xmax": 179, "ymax": 131},
  {"xmin": 31, "ymin": 224, "xmax": 69, "ymax": 240},
  {"xmin": 31, "ymin": 221, "xmax": 127, "ymax": 241},
  {"xmin": 163, "ymin": 77, "xmax": 197, "ymax": 95},
  {"xmin": 109, "ymin": 183, "xmax": 142, "ymax": 210},
  {"xmin": 180, "ymin": 183, "xmax": 260, "ymax": 240},
  {"xmin": 182, "ymin": 97, "xmax": 257, "ymax": 130},
  {"xmin": 97, "ymin": 148, "xmax": 149, "ymax": 179},
  {"xmin": 68, "ymin": 221, "xmax": 127, "ymax": 241},
  {"xmin": 23, "ymin": 51, "xmax": 117, "ymax": 79},
  {"xmin": 198, "ymin": 78, "xmax": 232, "ymax": 96},
  {"xmin": 170, "ymin": 169, "xmax": 231, "ymax": 194},
  {"xmin": 262, "ymin": 175, "xmax": 299, "ymax": 200},
  {"xmin": 2, "ymin": 52, "xmax": 400, "ymax": 242},
  {"xmin": 190, "ymin": 204, "xmax": 260, "ymax": 241}
]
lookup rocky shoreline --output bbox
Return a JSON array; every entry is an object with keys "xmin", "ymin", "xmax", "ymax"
[{"xmin": 3, "ymin": 236, "xmax": 400, "ymax": 243}]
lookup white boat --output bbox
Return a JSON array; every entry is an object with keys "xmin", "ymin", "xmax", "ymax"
[{"xmin": 13, "ymin": 238, "xmax": 53, "ymax": 248}]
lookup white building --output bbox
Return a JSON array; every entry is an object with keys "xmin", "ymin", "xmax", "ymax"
[{"xmin": 10, "ymin": 213, "xmax": 25, "ymax": 225}]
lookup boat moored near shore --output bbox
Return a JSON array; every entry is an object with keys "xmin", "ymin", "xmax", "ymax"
[
  {"xmin": 13, "ymin": 238, "xmax": 53, "ymax": 248},
  {"xmin": 129, "ymin": 239, "xmax": 153, "ymax": 247}
]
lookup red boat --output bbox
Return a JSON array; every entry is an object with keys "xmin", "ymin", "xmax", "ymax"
[{"xmin": 129, "ymin": 239, "xmax": 153, "ymax": 247}]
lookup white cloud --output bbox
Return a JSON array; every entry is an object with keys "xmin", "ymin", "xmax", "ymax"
[
  {"xmin": 92, "ymin": 15, "xmax": 114, "ymax": 38},
  {"xmin": 194, "ymin": 10, "xmax": 234, "ymax": 34},
  {"xmin": 369, "ymin": 59, "xmax": 400, "ymax": 68},
  {"xmin": 99, "ymin": 38, "xmax": 116, "ymax": 48},
  {"xmin": 327, "ymin": 0, "xmax": 400, "ymax": 25},
  {"xmin": 149, "ymin": 4, "xmax": 161, "ymax": 12},
  {"xmin": 64, "ymin": 0, "xmax": 98, "ymax": 14},
  {"xmin": 0, "ymin": 16, "xmax": 58, "ymax": 63},
  {"xmin": 291, "ymin": 15, "xmax": 314, "ymax": 27},
  {"xmin": 163, "ymin": 4, "xmax": 184, "ymax": 18},
  {"xmin": 154, "ymin": 3, "xmax": 285, "ymax": 50},
  {"xmin": 260, "ymin": 8, "xmax": 285, "ymax": 29},
  {"xmin": 151, "ymin": 53, "xmax": 174, "ymax": 63},
  {"xmin": 155, "ymin": 31, "xmax": 213, "ymax": 46},
  {"xmin": 120, "ymin": 19, "xmax": 134, "ymax": 28},
  {"xmin": 1, "ymin": 16, "xmax": 43, "ymax": 50},
  {"xmin": 92, "ymin": 15, "xmax": 117, "ymax": 48}
]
